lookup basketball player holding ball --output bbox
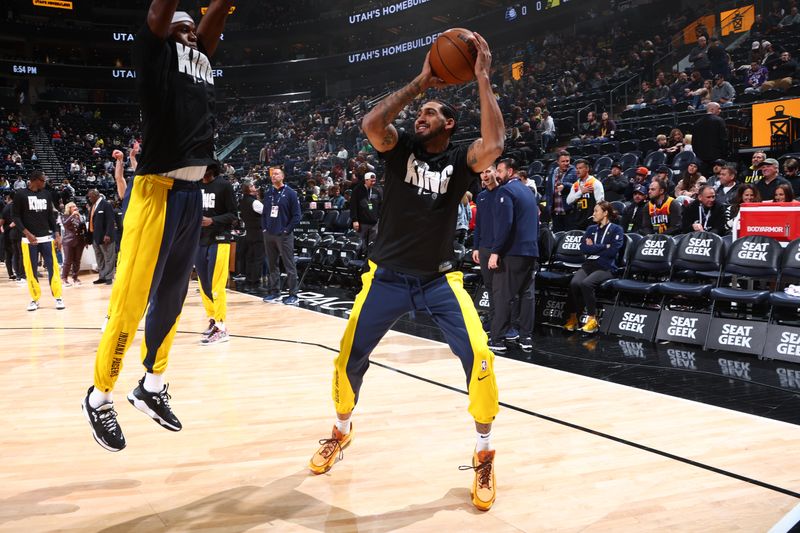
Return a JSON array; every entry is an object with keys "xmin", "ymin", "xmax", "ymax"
[{"xmin": 309, "ymin": 30, "xmax": 505, "ymax": 511}]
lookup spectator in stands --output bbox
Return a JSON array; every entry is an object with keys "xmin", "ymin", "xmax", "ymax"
[
  {"xmin": 691, "ymin": 102, "xmax": 727, "ymax": 176},
  {"xmin": 563, "ymin": 201, "xmax": 624, "ymax": 334},
  {"xmin": 261, "ymin": 167, "xmax": 301, "ymax": 305},
  {"xmin": 627, "ymin": 81, "xmax": 656, "ymax": 110},
  {"xmin": 539, "ymin": 110, "xmax": 556, "ymax": 148},
  {"xmin": 640, "ymin": 178, "xmax": 682, "ymax": 235},
  {"xmin": 773, "ymin": 183, "xmax": 797, "ymax": 203},
  {"xmin": 69, "ymin": 159, "xmax": 80, "ymax": 174},
  {"xmin": 576, "ymin": 111, "xmax": 599, "ymax": 143},
  {"xmin": 761, "ymin": 51, "xmax": 797, "ymax": 92},
  {"xmin": 60, "ymin": 201, "xmax": 85, "ymax": 287},
  {"xmin": 472, "ymin": 165, "xmax": 500, "ymax": 333},
  {"xmin": 761, "ymin": 41, "xmax": 779, "ymax": 67},
  {"xmin": 755, "ymin": 158, "xmax": 791, "ymax": 201},
  {"xmin": 744, "ymin": 61, "xmax": 769, "ymax": 94},
  {"xmin": 86, "ymin": 189, "xmax": 116, "ymax": 285},
  {"xmin": 715, "ymin": 164, "xmax": 740, "ymax": 205},
  {"xmin": 726, "ymin": 184, "xmax": 761, "ymax": 233},
  {"xmin": 652, "ymin": 77, "xmax": 671, "ymax": 104},
  {"xmin": 351, "ymin": 171, "xmax": 381, "ymax": 256},
  {"xmin": 780, "ymin": 7, "xmax": 800, "ymax": 27},
  {"xmin": 707, "ymin": 37, "xmax": 731, "ymax": 79},
  {"xmin": 13, "ymin": 176, "xmax": 25, "ymax": 189},
  {"xmin": 455, "ymin": 192, "xmax": 471, "ymax": 244},
  {"xmin": 706, "ymin": 159, "xmax": 727, "ymax": 188},
  {"xmin": 302, "ymin": 178, "xmax": 320, "ymax": 202},
  {"xmin": 567, "ymin": 159, "xmax": 604, "ymax": 230},
  {"xmin": 680, "ymin": 184, "xmax": 727, "ymax": 235},
  {"xmin": 689, "ymin": 79, "xmax": 712, "ymax": 109},
  {"xmin": 597, "ymin": 112, "xmax": 616, "ymax": 141},
  {"xmin": 783, "ymin": 158, "xmax": 800, "ymax": 196},
  {"xmin": 625, "ymin": 166, "xmax": 651, "ymax": 201},
  {"xmin": 750, "ymin": 14, "xmax": 769, "ymax": 38},
  {"xmin": 602, "ymin": 162, "xmax": 628, "ymax": 202},
  {"xmin": 670, "ymin": 71, "xmax": 690, "ymax": 103},
  {"xmin": 674, "ymin": 160, "xmax": 707, "ymax": 203},
  {"xmin": 60, "ymin": 179, "xmax": 75, "ymax": 204},
  {"xmin": 689, "ymin": 36, "xmax": 712, "ymax": 79},
  {"xmin": 328, "ymin": 185, "xmax": 345, "ymax": 209},
  {"xmin": 710, "ymin": 74, "xmax": 736, "ymax": 106},
  {"xmin": 545, "ymin": 150, "xmax": 576, "ymax": 232},
  {"xmin": 744, "ymin": 151, "xmax": 766, "ymax": 184},
  {"xmin": 621, "ymin": 184, "xmax": 648, "ymax": 233}
]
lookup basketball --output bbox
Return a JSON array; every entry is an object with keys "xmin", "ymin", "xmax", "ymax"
[{"xmin": 429, "ymin": 28, "xmax": 477, "ymax": 85}]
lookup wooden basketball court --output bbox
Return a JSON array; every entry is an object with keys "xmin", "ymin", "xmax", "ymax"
[{"xmin": 1, "ymin": 280, "xmax": 799, "ymax": 532}]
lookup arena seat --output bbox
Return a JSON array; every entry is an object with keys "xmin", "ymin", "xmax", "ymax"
[
  {"xmin": 593, "ymin": 156, "xmax": 613, "ymax": 174},
  {"xmin": 768, "ymin": 238, "xmax": 800, "ymax": 321},
  {"xmin": 671, "ymin": 151, "xmax": 696, "ymax": 172},
  {"xmin": 536, "ymin": 230, "xmax": 585, "ymax": 287},
  {"xmin": 658, "ymin": 232, "xmax": 724, "ymax": 302},
  {"xmin": 610, "ymin": 233, "xmax": 676, "ymax": 297},
  {"xmin": 618, "ymin": 152, "xmax": 639, "ymax": 170},
  {"xmin": 644, "ymin": 150, "xmax": 666, "ymax": 170}
]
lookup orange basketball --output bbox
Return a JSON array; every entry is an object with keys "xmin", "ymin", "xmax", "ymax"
[{"xmin": 429, "ymin": 28, "xmax": 477, "ymax": 85}]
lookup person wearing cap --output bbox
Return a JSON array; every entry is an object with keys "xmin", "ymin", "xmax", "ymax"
[
  {"xmin": 715, "ymin": 164, "xmax": 740, "ymax": 205},
  {"xmin": 262, "ymin": 167, "xmax": 301, "ymax": 305},
  {"xmin": 350, "ymin": 171, "xmax": 382, "ymax": 256},
  {"xmin": 621, "ymin": 184, "xmax": 648, "ymax": 233},
  {"xmin": 706, "ymin": 158, "xmax": 727, "ymax": 188},
  {"xmin": 195, "ymin": 163, "xmax": 237, "ymax": 345},
  {"xmin": 640, "ymin": 178, "xmax": 682, "ymax": 235},
  {"xmin": 602, "ymin": 162, "xmax": 627, "ymax": 202},
  {"xmin": 755, "ymin": 158, "xmax": 791, "ymax": 202},
  {"xmin": 82, "ymin": 0, "xmax": 235, "ymax": 453},
  {"xmin": 691, "ymin": 102, "xmax": 727, "ymax": 177},
  {"xmin": 625, "ymin": 166, "xmax": 651, "ymax": 201},
  {"xmin": 710, "ymin": 74, "xmax": 735, "ymax": 106}
]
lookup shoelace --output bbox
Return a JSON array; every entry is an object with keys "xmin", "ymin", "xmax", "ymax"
[
  {"xmin": 97, "ymin": 406, "xmax": 120, "ymax": 434},
  {"xmin": 317, "ymin": 437, "xmax": 344, "ymax": 461},
  {"xmin": 152, "ymin": 384, "xmax": 172, "ymax": 409},
  {"xmin": 459, "ymin": 458, "xmax": 493, "ymax": 488}
]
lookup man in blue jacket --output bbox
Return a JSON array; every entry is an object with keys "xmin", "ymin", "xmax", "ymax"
[
  {"xmin": 489, "ymin": 158, "xmax": 539, "ymax": 351},
  {"xmin": 471, "ymin": 165, "xmax": 500, "ymax": 330},
  {"xmin": 261, "ymin": 167, "xmax": 301, "ymax": 305}
]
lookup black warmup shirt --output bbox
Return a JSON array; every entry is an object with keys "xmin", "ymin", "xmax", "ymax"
[
  {"xmin": 371, "ymin": 132, "xmax": 478, "ymax": 276},
  {"xmin": 12, "ymin": 189, "xmax": 57, "ymax": 239},
  {"xmin": 133, "ymin": 25, "xmax": 217, "ymax": 175},
  {"xmin": 200, "ymin": 176, "xmax": 237, "ymax": 245}
]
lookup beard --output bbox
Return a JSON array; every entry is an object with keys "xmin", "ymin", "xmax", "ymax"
[{"xmin": 412, "ymin": 122, "xmax": 446, "ymax": 143}]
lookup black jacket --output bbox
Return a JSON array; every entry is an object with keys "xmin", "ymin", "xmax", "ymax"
[
  {"xmin": 350, "ymin": 184, "xmax": 382, "ymax": 226},
  {"xmin": 692, "ymin": 114, "xmax": 728, "ymax": 162},
  {"xmin": 680, "ymin": 200, "xmax": 727, "ymax": 235},
  {"xmin": 89, "ymin": 197, "xmax": 116, "ymax": 245}
]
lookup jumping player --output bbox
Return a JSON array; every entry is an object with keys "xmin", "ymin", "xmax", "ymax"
[
  {"xmin": 82, "ymin": 0, "xmax": 233, "ymax": 452},
  {"xmin": 308, "ymin": 34, "xmax": 504, "ymax": 511}
]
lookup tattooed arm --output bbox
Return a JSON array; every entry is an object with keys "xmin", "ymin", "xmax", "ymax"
[
  {"xmin": 467, "ymin": 33, "xmax": 505, "ymax": 173},
  {"xmin": 362, "ymin": 52, "xmax": 445, "ymax": 153}
]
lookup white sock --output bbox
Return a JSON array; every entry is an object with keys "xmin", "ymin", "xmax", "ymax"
[
  {"xmin": 216, "ymin": 321, "xmax": 226, "ymax": 331},
  {"xmin": 89, "ymin": 387, "xmax": 112, "ymax": 409},
  {"xmin": 335, "ymin": 418, "xmax": 351, "ymax": 435},
  {"xmin": 143, "ymin": 372, "xmax": 165, "ymax": 392},
  {"xmin": 476, "ymin": 430, "xmax": 492, "ymax": 452}
]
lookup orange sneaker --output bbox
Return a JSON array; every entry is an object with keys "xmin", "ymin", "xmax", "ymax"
[
  {"xmin": 309, "ymin": 424, "xmax": 353, "ymax": 474},
  {"xmin": 564, "ymin": 313, "xmax": 579, "ymax": 332},
  {"xmin": 461, "ymin": 449, "xmax": 496, "ymax": 511},
  {"xmin": 581, "ymin": 316, "xmax": 599, "ymax": 333}
]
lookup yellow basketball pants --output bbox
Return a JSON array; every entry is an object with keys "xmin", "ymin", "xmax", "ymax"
[
  {"xmin": 332, "ymin": 262, "xmax": 499, "ymax": 424},
  {"xmin": 21, "ymin": 239, "xmax": 62, "ymax": 301},
  {"xmin": 93, "ymin": 175, "xmax": 202, "ymax": 392},
  {"xmin": 195, "ymin": 242, "xmax": 230, "ymax": 323}
]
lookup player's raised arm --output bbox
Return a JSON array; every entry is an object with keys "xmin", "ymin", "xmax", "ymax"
[
  {"xmin": 466, "ymin": 33, "xmax": 504, "ymax": 173},
  {"xmin": 147, "ymin": 0, "xmax": 180, "ymax": 39},
  {"xmin": 361, "ymin": 52, "xmax": 446, "ymax": 153},
  {"xmin": 197, "ymin": 0, "xmax": 235, "ymax": 57}
]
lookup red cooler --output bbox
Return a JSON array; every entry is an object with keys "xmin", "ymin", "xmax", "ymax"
[{"xmin": 737, "ymin": 203, "xmax": 800, "ymax": 242}]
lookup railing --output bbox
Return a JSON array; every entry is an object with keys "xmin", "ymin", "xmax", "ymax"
[{"xmin": 608, "ymin": 73, "xmax": 641, "ymax": 111}]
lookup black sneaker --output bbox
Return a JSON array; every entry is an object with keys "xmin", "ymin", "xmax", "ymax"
[
  {"xmin": 487, "ymin": 339, "xmax": 507, "ymax": 352},
  {"xmin": 82, "ymin": 387, "xmax": 126, "ymax": 452},
  {"xmin": 127, "ymin": 377, "xmax": 182, "ymax": 431},
  {"xmin": 93, "ymin": 278, "xmax": 107, "ymax": 285},
  {"xmin": 519, "ymin": 336, "xmax": 533, "ymax": 350}
]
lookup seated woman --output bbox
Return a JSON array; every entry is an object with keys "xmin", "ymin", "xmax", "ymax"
[
  {"xmin": 725, "ymin": 183, "xmax": 761, "ymax": 232},
  {"xmin": 564, "ymin": 201, "xmax": 625, "ymax": 334},
  {"xmin": 773, "ymin": 183, "xmax": 799, "ymax": 203},
  {"xmin": 674, "ymin": 160, "xmax": 706, "ymax": 203}
]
